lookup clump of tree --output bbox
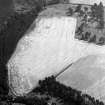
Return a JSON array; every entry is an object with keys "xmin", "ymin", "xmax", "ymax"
[
  {"xmin": 76, "ymin": 23, "xmax": 85, "ymax": 35},
  {"xmin": 75, "ymin": 4, "xmax": 82, "ymax": 13},
  {"xmin": 0, "ymin": 76, "xmax": 104, "ymax": 105},
  {"xmin": 91, "ymin": 3, "xmax": 98, "ymax": 20},
  {"xmin": 0, "ymin": 95, "xmax": 47, "ymax": 105},
  {"xmin": 97, "ymin": 2, "xmax": 104, "ymax": 29},
  {"xmin": 74, "ymin": 4, "xmax": 85, "ymax": 17},
  {"xmin": 32, "ymin": 76, "xmax": 104, "ymax": 105},
  {"xmin": 97, "ymin": 36, "xmax": 105, "ymax": 45},
  {"xmin": 88, "ymin": 34, "xmax": 96, "ymax": 43},
  {"xmin": 83, "ymin": 32, "xmax": 91, "ymax": 41},
  {"xmin": 84, "ymin": 7, "xmax": 88, "ymax": 12},
  {"xmin": 66, "ymin": 7, "xmax": 74, "ymax": 16},
  {"xmin": 91, "ymin": 2, "xmax": 104, "ymax": 29}
]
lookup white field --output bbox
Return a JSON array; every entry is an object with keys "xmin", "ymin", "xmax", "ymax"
[
  {"xmin": 57, "ymin": 54, "xmax": 105, "ymax": 102},
  {"xmin": 7, "ymin": 14, "xmax": 105, "ymax": 100},
  {"xmin": 69, "ymin": 0, "xmax": 105, "ymax": 6}
]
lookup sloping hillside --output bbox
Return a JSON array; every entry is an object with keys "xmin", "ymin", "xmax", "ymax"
[
  {"xmin": 7, "ymin": 2, "xmax": 105, "ymax": 98},
  {"xmin": 1, "ymin": 2, "xmax": 105, "ymax": 105}
]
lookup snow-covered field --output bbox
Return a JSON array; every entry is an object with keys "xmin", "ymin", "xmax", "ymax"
[
  {"xmin": 57, "ymin": 54, "xmax": 105, "ymax": 102},
  {"xmin": 70, "ymin": 0, "xmax": 105, "ymax": 6},
  {"xmin": 7, "ymin": 8, "xmax": 105, "ymax": 103},
  {"xmin": 7, "ymin": 16, "xmax": 77, "ymax": 96}
]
